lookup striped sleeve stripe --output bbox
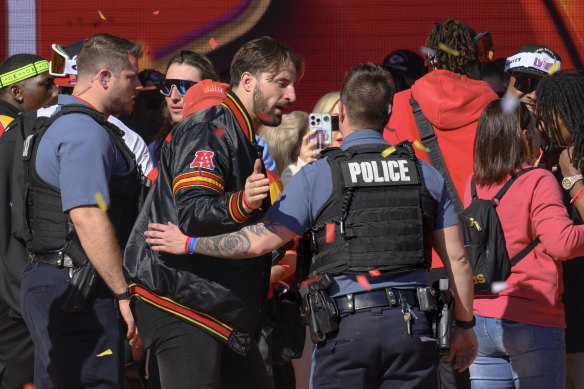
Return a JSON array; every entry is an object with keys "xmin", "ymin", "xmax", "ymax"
[
  {"xmin": 228, "ymin": 191, "xmax": 250, "ymax": 223},
  {"xmin": 172, "ymin": 171, "xmax": 225, "ymax": 196},
  {"xmin": 128, "ymin": 284, "xmax": 232, "ymax": 341}
]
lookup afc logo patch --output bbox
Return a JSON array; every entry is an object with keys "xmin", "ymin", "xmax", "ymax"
[{"xmin": 190, "ymin": 150, "xmax": 215, "ymax": 170}]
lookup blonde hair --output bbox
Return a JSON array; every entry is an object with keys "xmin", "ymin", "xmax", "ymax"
[
  {"xmin": 312, "ymin": 91, "xmax": 340, "ymax": 114},
  {"xmin": 258, "ymin": 111, "xmax": 308, "ymax": 176}
]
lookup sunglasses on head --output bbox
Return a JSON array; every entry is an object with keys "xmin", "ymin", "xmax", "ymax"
[
  {"xmin": 512, "ymin": 73, "xmax": 542, "ymax": 94},
  {"xmin": 49, "ymin": 44, "xmax": 77, "ymax": 77},
  {"xmin": 159, "ymin": 79, "xmax": 197, "ymax": 96},
  {"xmin": 474, "ymin": 31, "xmax": 494, "ymax": 62}
]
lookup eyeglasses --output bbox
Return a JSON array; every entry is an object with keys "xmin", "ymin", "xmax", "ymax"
[
  {"xmin": 474, "ymin": 31, "xmax": 494, "ymax": 62},
  {"xmin": 49, "ymin": 44, "xmax": 77, "ymax": 77},
  {"xmin": 159, "ymin": 79, "xmax": 197, "ymax": 96},
  {"xmin": 512, "ymin": 73, "xmax": 542, "ymax": 94}
]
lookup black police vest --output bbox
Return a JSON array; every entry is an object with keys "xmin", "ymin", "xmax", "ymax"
[
  {"xmin": 23, "ymin": 105, "xmax": 143, "ymax": 254},
  {"xmin": 309, "ymin": 142, "xmax": 436, "ymax": 277}
]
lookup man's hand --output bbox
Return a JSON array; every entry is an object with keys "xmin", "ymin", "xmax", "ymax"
[
  {"xmin": 145, "ymin": 222, "xmax": 188, "ymax": 255},
  {"xmin": 118, "ymin": 299, "xmax": 141, "ymax": 349},
  {"xmin": 446, "ymin": 327, "xmax": 478, "ymax": 372},
  {"xmin": 243, "ymin": 159, "xmax": 270, "ymax": 212}
]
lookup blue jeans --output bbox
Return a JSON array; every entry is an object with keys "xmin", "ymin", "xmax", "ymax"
[{"xmin": 469, "ymin": 315, "xmax": 565, "ymax": 389}]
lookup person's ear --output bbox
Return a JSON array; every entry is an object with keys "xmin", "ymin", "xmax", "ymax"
[
  {"xmin": 338, "ymin": 101, "xmax": 346, "ymax": 123},
  {"xmin": 98, "ymin": 70, "xmax": 112, "ymax": 88},
  {"xmin": 9, "ymin": 84, "xmax": 23, "ymax": 103},
  {"xmin": 240, "ymin": 71, "xmax": 255, "ymax": 93}
]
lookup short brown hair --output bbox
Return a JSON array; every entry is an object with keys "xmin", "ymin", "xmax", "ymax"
[
  {"xmin": 229, "ymin": 36, "xmax": 304, "ymax": 88},
  {"xmin": 77, "ymin": 33, "xmax": 143, "ymax": 78},
  {"xmin": 340, "ymin": 63, "xmax": 395, "ymax": 131},
  {"xmin": 165, "ymin": 50, "xmax": 217, "ymax": 81},
  {"xmin": 473, "ymin": 100, "xmax": 532, "ymax": 185}
]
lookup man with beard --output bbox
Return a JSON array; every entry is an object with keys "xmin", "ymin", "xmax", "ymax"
[
  {"xmin": 123, "ymin": 36, "xmax": 302, "ymax": 388},
  {"xmin": 19, "ymin": 34, "xmax": 142, "ymax": 389}
]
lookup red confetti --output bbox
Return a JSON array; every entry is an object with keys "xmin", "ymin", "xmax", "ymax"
[
  {"xmin": 368, "ymin": 269, "xmax": 381, "ymax": 277},
  {"xmin": 152, "ymin": 10, "xmax": 160, "ymax": 15},
  {"xmin": 356, "ymin": 275, "xmax": 371, "ymax": 291},
  {"xmin": 300, "ymin": 274, "xmax": 322, "ymax": 287},
  {"xmin": 254, "ymin": 110, "xmax": 272, "ymax": 123},
  {"xmin": 209, "ymin": 37, "xmax": 217, "ymax": 50},
  {"xmin": 325, "ymin": 223, "xmax": 335, "ymax": 243},
  {"xmin": 213, "ymin": 127, "xmax": 226, "ymax": 138},
  {"xmin": 280, "ymin": 264, "xmax": 290, "ymax": 269}
]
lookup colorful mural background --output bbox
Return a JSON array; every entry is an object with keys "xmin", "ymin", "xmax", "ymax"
[{"xmin": 1, "ymin": 0, "xmax": 583, "ymax": 113}]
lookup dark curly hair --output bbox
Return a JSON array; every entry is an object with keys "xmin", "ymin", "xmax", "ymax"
[
  {"xmin": 424, "ymin": 19, "xmax": 478, "ymax": 77},
  {"xmin": 536, "ymin": 71, "xmax": 584, "ymax": 170}
]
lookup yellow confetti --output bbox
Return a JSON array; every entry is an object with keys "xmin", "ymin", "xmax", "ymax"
[
  {"xmin": 94, "ymin": 192, "xmax": 108, "ymax": 212},
  {"xmin": 438, "ymin": 42, "xmax": 460, "ymax": 57},
  {"xmin": 381, "ymin": 146, "xmax": 396, "ymax": 157},
  {"xmin": 413, "ymin": 140, "xmax": 430, "ymax": 152},
  {"xmin": 548, "ymin": 62, "xmax": 560, "ymax": 75},
  {"xmin": 96, "ymin": 349, "xmax": 112, "ymax": 357},
  {"xmin": 98, "ymin": 10, "xmax": 106, "ymax": 20}
]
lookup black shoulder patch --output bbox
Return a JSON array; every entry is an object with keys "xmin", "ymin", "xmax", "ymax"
[{"xmin": 340, "ymin": 156, "xmax": 419, "ymax": 187}]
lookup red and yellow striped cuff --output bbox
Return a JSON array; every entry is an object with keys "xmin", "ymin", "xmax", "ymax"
[
  {"xmin": 173, "ymin": 171, "xmax": 225, "ymax": 197},
  {"xmin": 228, "ymin": 190, "xmax": 250, "ymax": 223},
  {"xmin": 128, "ymin": 283, "xmax": 233, "ymax": 342}
]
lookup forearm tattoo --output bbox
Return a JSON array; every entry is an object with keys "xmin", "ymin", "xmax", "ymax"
[
  {"xmin": 194, "ymin": 217, "xmax": 282, "ymax": 258},
  {"xmin": 195, "ymin": 230, "xmax": 251, "ymax": 258}
]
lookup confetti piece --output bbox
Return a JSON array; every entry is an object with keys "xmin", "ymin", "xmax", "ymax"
[
  {"xmin": 280, "ymin": 264, "xmax": 290, "ymax": 269},
  {"xmin": 548, "ymin": 62, "xmax": 560, "ymax": 75},
  {"xmin": 356, "ymin": 275, "xmax": 371, "ymax": 291},
  {"xmin": 136, "ymin": 85, "xmax": 157, "ymax": 92},
  {"xmin": 438, "ymin": 42, "xmax": 460, "ymax": 57},
  {"xmin": 348, "ymin": 101, "xmax": 366, "ymax": 112},
  {"xmin": 413, "ymin": 140, "xmax": 430, "ymax": 152},
  {"xmin": 381, "ymin": 146, "xmax": 396, "ymax": 158},
  {"xmin": 420, "ymin": 46, "xmax": 436, "ymax": 57},
  {"xmin": 300, "ymin": 273, "xmax": 322, "ymax": 286},
  {"xmin": 96, "ymin": 348, "xmax": 113, "ymax": 357},
  {"xmin": 213, "ymin": 127, "xmax": 226, "ymax": 138},
  {"xmin": 325, "ymin": 223, "xmax": 335, "ymax": 243},
  {"xmin": 152, "ymin": 9, "xmax": 160, "ymax": 15},
  {"xmin": 94, "ymin": 192, "xmax": 108, "ymax": 212},
  {"xmin": 98, "ymin": 10, "xmax": 106, "ymax": 20},
  {"xmin": 491, "ymin": 281, "xmax": 506, "ymax": 294},
  {"xmin": 500, "ymin": 95, "xmax": 520, "ymax": 115},
  {"xmin": 209, "ymin": 37, "xmax": 217, "ymax": 50},
  {"xmin": 368, "ymin": 269, "xmax": 381, "ymax": 277}
]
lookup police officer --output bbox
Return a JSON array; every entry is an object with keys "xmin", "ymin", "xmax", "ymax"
[
  {"xmin": 19, "ymin": 34, "xmax": 142, "ymax": 389},
  {"xmin": 145, "ymin": 63, "xmax": 478, "ymax": 388}
]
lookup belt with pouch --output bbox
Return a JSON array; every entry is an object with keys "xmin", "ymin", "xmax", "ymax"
[
  {"xmin": 29, "ymin": 252, "xmax": 75, "ymax": 268},
  {"xmin": 334, "ymin": 288, "xmax": 419, "ymax": 314}
]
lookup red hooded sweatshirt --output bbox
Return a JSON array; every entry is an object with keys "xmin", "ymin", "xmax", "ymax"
[{"xmin": 384, "ymin": 69, "xmax": 497, "ymax": 268}]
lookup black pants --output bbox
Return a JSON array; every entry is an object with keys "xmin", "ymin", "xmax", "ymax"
[
  {"xmin": 132, "ymin": 299, "xmax": 273, "ymax": 389},
  {"xmin": 311, "ymin": 304, "xmax": 439, "ymax": 388},
  {"xmin": 20, "ymin": 263, "xmax": 124, "ymax": 389},
  {"xmin": 0, "ymin": 298, "xmax": 34, "ymax": 389}
]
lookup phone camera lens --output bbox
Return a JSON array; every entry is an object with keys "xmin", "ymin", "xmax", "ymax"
[{"xmin": 324, "ymin": 116, "xmax": 329, "ymax": 122}]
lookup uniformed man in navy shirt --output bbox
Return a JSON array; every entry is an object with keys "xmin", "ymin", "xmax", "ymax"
[{"xmin": 146, "ymin": 63, "xmax": 477, "ymax": 388}]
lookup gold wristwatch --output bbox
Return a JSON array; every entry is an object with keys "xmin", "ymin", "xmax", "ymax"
[{"xmin": 562, "ymin": 174, "xmax": 584, "ymax": 190}]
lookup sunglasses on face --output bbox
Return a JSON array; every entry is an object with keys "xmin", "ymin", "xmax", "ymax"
[
  {"xmin": 513, "ymin": 74, "xmax": 542, "ymax": 94},
  {"xmin": 159, "ymin": 79, "xmax": 197, "ymax": 96}
]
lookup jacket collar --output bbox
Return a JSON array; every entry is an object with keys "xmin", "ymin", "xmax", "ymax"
[
  {"xmin": 221, "ymin": 91, "xmax": 255, "ymax": 143},
  {"xmin": 0, "ymin": 99, "xmax": 21, "ymax": 119}
]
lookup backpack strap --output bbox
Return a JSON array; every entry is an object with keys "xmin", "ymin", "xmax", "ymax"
[
  {"xmin": 491, "ymin": 167, "xmax": 538, "ymax": 205},
  {"xmin": 489, "ymin": 166, "xmax": 540, "ymax": 267},
  {"xmin": 410, "ymin": 95, "xmax": 464, "ymax": 215}
]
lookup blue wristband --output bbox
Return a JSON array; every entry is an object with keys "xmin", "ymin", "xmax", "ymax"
[{"xmin": 188, "ymin": 236, "xmax": 197, "ymax": 254}]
